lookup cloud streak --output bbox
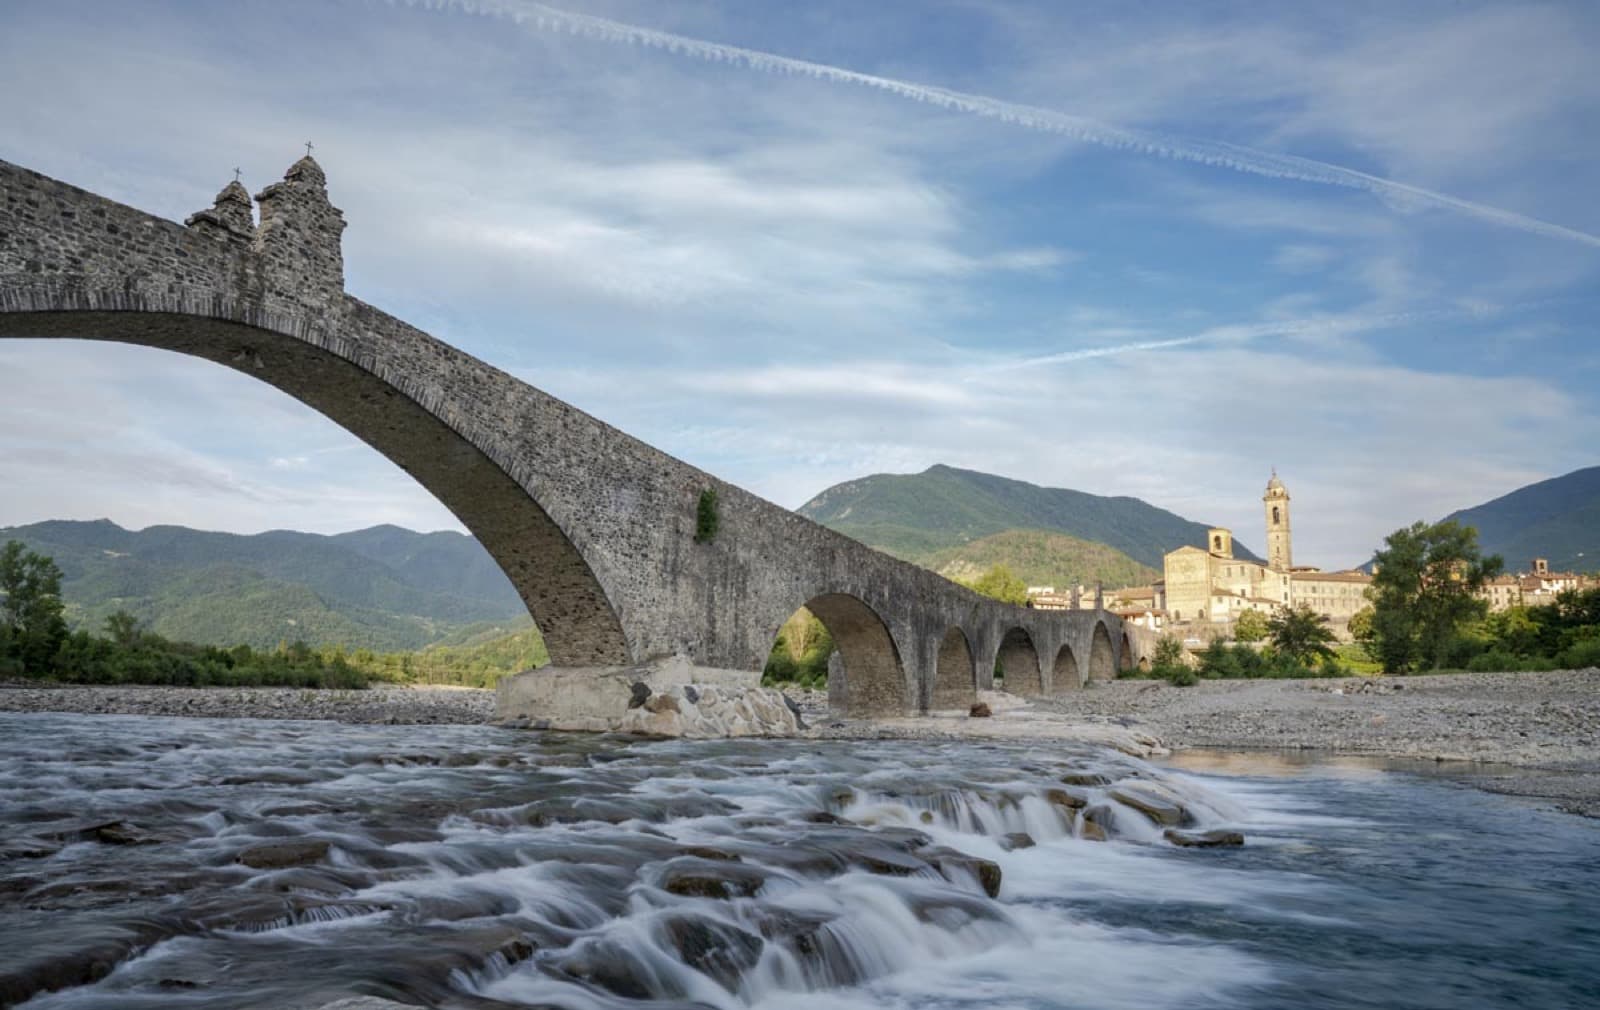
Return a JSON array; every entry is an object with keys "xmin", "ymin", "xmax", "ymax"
[{"xmin": 396, "ymin": 0, "xmax": 1600, "ymax": 251}]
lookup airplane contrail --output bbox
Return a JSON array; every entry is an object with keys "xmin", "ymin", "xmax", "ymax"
[
  {"xmin": 397, "ymin": 0, "xmax": 1600, "ymax": 251},
  {"xmin": 993, "ymin": 306, "xmax": 1489, "ymax": 371}
]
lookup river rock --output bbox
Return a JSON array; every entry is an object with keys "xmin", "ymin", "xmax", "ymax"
[
  {"xmin": 657, "ymin": 914, "xmax": 765, "ymax": 993},
  {"xmin": 658, "ymin": 858, "xmax": 770, "ymax": 899},
  {"xmin": 1079, "ymin": 808, "xmax": 1110, "ymax": 841},
  {"xmin": 969, "ymin": 701, "xmax": 992, "ymax": 718},
  {"xmin": 999, "ymin": 832, "xmax": 1036, "ymax": 851},
  {"xmin": 236, "ymin": 839, "xmax": 331, "ymax": 869},
  {"xmin": 1108, "ymin": 781, "xmax": 1191, "ymax": 826},
  {"xmin": 1059, "ymin": 771, "xmax": 1114, "ymax": 787},
  {"xmin": 1164, "ymin": 828, "xmax": 1245, "ymax": 848},
  {"xmin": 1044, "ymin": 787, "xmax": 1088, "ymax": 811},
  {"xmin": 924, "ymin": 848, "xmax": 1003, "ymax": 897}
]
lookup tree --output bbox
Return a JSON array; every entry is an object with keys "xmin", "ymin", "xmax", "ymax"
[
  {"xmin": 104, "ymin": 609, "xmax": 143, "ymax": 648},
  {"xmin": 782, "ymin": 607, "xmax": 826, "ymax": 662},
  {"xmin": 1267, "ymin": 604, "xmax": 1337, "ymax": 666},
  {"xmin": 1368, "ymin": 520, "xmax": 1503, "ymax": 673},
  {"xmin": 1233, "ymin": 609, "xmax": 1269, "ymax": 643},
  {"xmin": 963, "ymin": 564, "xmax": 1029, "ymax": 606},
  {"xmin": 0, "ymin": 541, "xmax": 68, "ymax": 673},
  {"xmin": 1347, "ymin": 605, "xmax": 1375, "ymax": 644}
]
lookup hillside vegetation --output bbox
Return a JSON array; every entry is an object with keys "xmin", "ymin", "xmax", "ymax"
[
  {"xmin": 0, "ymin": 519, "xmax": 526, "ymax": 652},
  {"xmin": 1443, "ymin": 465, "xmax": 1600, "ymax": 572},
  {"xmin": 926, "ymin": 529, "xmax": 1157, "ymax": 590},
  {"xmin": 800, "ymin": 464, "xmax": 1251, "ymax": 573}
]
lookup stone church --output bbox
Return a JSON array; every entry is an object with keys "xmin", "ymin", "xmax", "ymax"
[{"xmin": 1161, "ymin": 471, "xmax": 1372, "ymax": 637}]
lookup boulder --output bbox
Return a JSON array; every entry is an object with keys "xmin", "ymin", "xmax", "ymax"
[
  {"xmin": 1108, "ymin": 781, "xmax": 1191, "ymax": 827},
  {"xmin": 969, "ymin": 701, "xmax": 992, "ymax": 718},
  {"xmin": 924, "ymin": 848, "xmax": 1003, "ymax": 898},
  {"xmin": 998, "ymin": 832, "xmax": 1035, "ymax": 851}
]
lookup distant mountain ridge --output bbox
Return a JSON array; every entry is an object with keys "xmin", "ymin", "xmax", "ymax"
[
  {"xmin": 1443, "ymin": 465, "xmax": 1600, "ymax": 573},
  {"xmin": 0, "ymin": 519, "xmax": 526, "ymax": 652},
  {"xmin": 798, "ymin": 464, "xmax": 1257, "ymax": 575}
]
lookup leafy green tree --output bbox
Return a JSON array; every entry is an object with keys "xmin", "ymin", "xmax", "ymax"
[
  {"xmin": 1347, "ymin": 605, "xmax": 1375, "ymax": 644},
  {"xmin": 1368, "ymin": 520, "xmax": 1503, "ymax": 672},
  {"xmin": 1267, "ymin": 605, "xmax": 1337, "ymax": 666},
  {"xmin": 1233, "ymin": 609, "xmax": 1268, "ymax": 643},
  {"xmin": 0, "ymin": 541, "xmax": 68, "ymax": 674},
  {"xmin": 962, "ymin": 564, "xmax": 1029, "ymax": 605},
  {"xmin": 104, "ymin": 609, "xmax": 143, "ymax": 647},
  {"xmin": 1149, "ymin": 636, "xmax": 1195, "ymax": 685}
]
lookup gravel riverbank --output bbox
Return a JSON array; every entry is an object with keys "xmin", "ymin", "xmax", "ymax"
[
  {"xmin": 0, "ymin": 682, "xmax": 495, "ymax": 724},
  {"xmin": 5, "ymin": 669, "xmax": 1596, "ymax": 815},
  {"xmin": 1034, "ymin": 668, "xmax": 1600, "ymax": 816}
]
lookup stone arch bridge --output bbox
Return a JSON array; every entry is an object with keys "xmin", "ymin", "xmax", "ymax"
[{"xmin": 0, "ymin": 157, "xmax": 1134, "ymax": 714}]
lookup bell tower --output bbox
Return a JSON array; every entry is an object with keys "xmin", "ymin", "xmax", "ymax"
[{"xmin": 1264, "ymin": 468, "xmax": 1292, "ymax": 571}]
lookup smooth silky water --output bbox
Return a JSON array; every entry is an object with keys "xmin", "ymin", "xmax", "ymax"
[{"xmin": 1, "ymin": 712, "xmax": 1596, "ymax": 1009}]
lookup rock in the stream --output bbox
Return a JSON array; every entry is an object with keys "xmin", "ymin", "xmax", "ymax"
[
  {"xmin": 1164, "ymin": 828, "xmax": 1245, "ymax": 848},
  {"xmin": 969, "ymin": 701, "xmax": 992, "ymax": 718},
  {"xmin": 236, "ymin": 839, "xmax": 331, "ymax": 869},
  {"xmin": 1108, "ymin": 781, "xmax": 1191, "ymax": 827}
]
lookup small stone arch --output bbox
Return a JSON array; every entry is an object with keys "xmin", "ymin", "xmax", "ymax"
[
  {"xmin": 931, "ymin": 625, "xmax": 977, "ymax": 709},
  {"xmin": 996, "ymin": 626, "xmax": 1043, "ymax": 696},
  {"xmin": 795, "ymin": 593, "xmax": 905, "ymax": 716},
  {"xmin": 1088, "ymin": 622, "xmax": 1117, "ymax": 682},
  {"xmin": 1052, "ymin": 643, "xmax": 1081, "ymax": 693}
]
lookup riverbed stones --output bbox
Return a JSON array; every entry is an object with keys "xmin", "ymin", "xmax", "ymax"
[
  {"xmin": 236, "ymin": 839, "xmax": 331, "ymax": 869},
  {"xmin": 999, "ymin": 832, "xmax": 1036, "ymax": 851},
  {"xmin": 1108, "ymin": 781, "xmax": 1191, "ymax": 827},
  {"xmin": 1164, "ymin": 828, "xmax": 1245, "ymax": 848}
]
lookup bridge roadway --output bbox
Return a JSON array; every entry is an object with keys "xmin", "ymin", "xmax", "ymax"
[{"xmin": 0, "ymin": 155, "xmax": 1142, "ymax": 714}]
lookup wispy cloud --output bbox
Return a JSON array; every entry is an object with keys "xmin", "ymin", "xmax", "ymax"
[{"xmin": 399, "ymin": 0, "xmax": 1600, "ymax": 250}]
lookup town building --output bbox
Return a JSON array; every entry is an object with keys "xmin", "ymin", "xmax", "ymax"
[
  {"xmin": 1160, "ymin": 471, "xmax": 1372, "ymax": 638},
  {"xmin": 1481, "ymin": 558, "xmax": 1595, "ymax": 611}
]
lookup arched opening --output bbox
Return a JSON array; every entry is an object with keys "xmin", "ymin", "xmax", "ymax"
[
  {"xmin": 1088, "ymin": 623, "xmax": 1116, "ymax": 682},
  {"xmin": 1119, "ymin": 633, "xmax": 1134, "ymax": 672},
  {"xmin": 931, "ymin": 625, "xmax": 976, "ymax": 709},
  {"xmin": 1051, "ymin": 643, "xmax": 1080, "ymax": 693},
  {"xmin": 767, "ymin": 593, "xmax": 904, "ymax": 716},
  {"xmin": 0, "ymin": 320, "xmax": 628, "ymax": 667},
  {"xmin": 1138, "ymin": 656, "xmax": 1151, "ymax": 672},
  {"xmin": 996, "ymin": 626, "xmax": 1042, "ymax": 696}
]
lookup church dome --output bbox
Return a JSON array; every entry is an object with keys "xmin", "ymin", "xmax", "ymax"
[{"xmin": 1265, "ymin": 469, "xmax": 1286, "ymax": 495}]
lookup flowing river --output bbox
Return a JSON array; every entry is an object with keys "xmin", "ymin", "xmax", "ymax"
[{"xmin": 1, "ymin": 711, "xmax": 1596, "ymax": 1009}]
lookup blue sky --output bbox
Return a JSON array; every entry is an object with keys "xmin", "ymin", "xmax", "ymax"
[{"xmin": 1, "ymin": 0, "xmax": 1596, "ymax": 567}]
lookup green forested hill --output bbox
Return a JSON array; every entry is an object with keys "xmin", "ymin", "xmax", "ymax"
[
  {"xmin": 1443, "ymin": 465, "xmax": 1600, "ymax": 572},
  {"xmin": 799, "ymin": 464, "xmax": 1256, "ymax": 571},
  {"xmin": 924, "ymin": 529, "xmax": 1158, "ymax": 590},
  {"xmin": 0, "ymin": 519, "xmax": 527, "ymax": 651}
]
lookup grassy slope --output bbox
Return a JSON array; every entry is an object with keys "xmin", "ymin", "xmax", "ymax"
[
  {"xmin": 800, "ymin": 464, "xmax": 1258, "ymax": 569},
  {"xmin": 925, "ymin": 529, "xmax": 1157, "ymax": 590}
]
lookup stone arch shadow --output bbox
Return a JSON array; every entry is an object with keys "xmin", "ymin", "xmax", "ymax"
[
  {"xmin": 0, "ymin": 301, "xmax": 629, "ymax": 667},
  {"xmin": 930, "ymin": 625, "xmax": 977, "ymax": 710},
  {"xmin": 1052, "ymin": 642, "xmax": 1082, "ymax": 693},
  {"xmin": 769, "ymin": 591, "xmax": 906, "ymax": 717},
  {"xmin": 1088, "ymin": 621, "xmax": 1117, "ymax": 682},
  {"xmin": 995, "ymin": 625, "xmax": 1043, "ymax": 697}
]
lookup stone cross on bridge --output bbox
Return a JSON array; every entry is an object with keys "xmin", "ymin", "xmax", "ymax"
[{"xmin": 0, "ymin": 156, "xmax": 1140, "ymax": 714}]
